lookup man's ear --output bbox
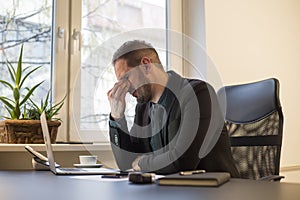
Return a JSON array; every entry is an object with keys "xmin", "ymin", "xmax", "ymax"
[
  {"xmin": 141, "ymin": 57, "xmax": 151, "ymax": 74},
  {"xmin": 141, "ymin": 57, "xmax": 151, "ymax": 65}
]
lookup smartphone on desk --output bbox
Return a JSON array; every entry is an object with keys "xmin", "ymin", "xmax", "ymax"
[
  {"xmin": 25, "ymin": 145, "xmax": 48, "ymax": 162},
  {"xmin": 25, "ymin": 145, "xmax": 60, "ymax": 168}
]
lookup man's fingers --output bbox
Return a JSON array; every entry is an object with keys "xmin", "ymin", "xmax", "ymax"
[
  {"xmin": 107, "ymin": 88, "xmax": 113, "ymax": 97},
  {"xmin": 108, "ymin": 80, "xmax": 130, "ymax": 99}
]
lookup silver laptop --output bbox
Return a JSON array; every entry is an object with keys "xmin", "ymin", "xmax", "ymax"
[{"xmin": 40, "ymin": 111, "xmax": 120, "ymax": 175}]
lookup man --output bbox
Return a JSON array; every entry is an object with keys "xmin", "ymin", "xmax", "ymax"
[{"xmin": 107, "ymin": 40, "xmax": 239, "ymax": 177}]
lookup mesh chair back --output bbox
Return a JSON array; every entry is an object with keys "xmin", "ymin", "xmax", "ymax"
[{"xmin": 217, "ymin": 78, "xmax": 283, "ymax": 180}]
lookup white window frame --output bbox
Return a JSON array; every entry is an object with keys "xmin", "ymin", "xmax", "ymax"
[
  {"xmin": 53, "ymin": 0, "xmax": 186, "ymax": 143},
  {"xmin": 53, "ymin": 0, "xmax": 70, "ymax": 142}
]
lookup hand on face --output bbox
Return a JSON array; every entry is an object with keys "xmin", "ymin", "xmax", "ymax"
[{"xmin": 107, "ymin": 79, "xmax": 131, "ymax": 119}]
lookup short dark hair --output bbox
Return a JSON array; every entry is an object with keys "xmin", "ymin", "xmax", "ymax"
[{"xmin": 112, "ymin": 40, "xmax": 161, "ymax": 67}]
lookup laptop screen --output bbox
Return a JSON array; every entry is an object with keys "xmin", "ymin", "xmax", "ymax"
[{"xmin": 40, "ymin": 111, "xmax": 58, "ymax": 173}]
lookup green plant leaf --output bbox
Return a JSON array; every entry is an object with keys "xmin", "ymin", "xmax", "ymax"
[
  {"xmin": 0, "ymin": 97, "xmax": 15, "ymax": 110},
  {"xmin": 23, "ymin": 106, "xmax": 27, "ymax": 119},
  {"xmin": 10, "ymin": 109, "xmax": 17, "ymax": 119},
  {"xmin": 15, "ymin": 44, "xmax": 24, "ymax": 87},
  {"xmin": 13, "ymin": 87, "xmax": 20, "ymax": 101},
  {"xmin": 19, "ymin": 81, "xmax": 44, "ymax": 106},
  {"xmin": 4, "ymin": 106, "xmax": 16, "ymax": 119},
  {"xmin": 14, "ymin": 105, "xmax": 21, "ymax": 119},
  {"xmin": 42, "ymin": 90, "xmax": 50, "ymax": 110},
  {"xmin": 4, "ymin": 106, "xmax": 15, "ymax": 119},
  {"xmin": 0, "ymin": 80, "xmax": 13, "ymax": 90},
  {"xmin": 24, "ymin": 86, "xmax": 30, "ymax": 92},
  {"xmin": 0, "ymin": 96, "xmax": 14, "ymax": 103},
  {"xmin": 52, "ymin": 94, "xmax": 67, "ymax": 108},
  {"xmin": 1, "ymin": 116, "xmax": 11, "ymax": 119},
  {"xmin": 51, "ymin": 101, "xmax": 64, "ymax": 117},
  {"xmin": 19, "ymin": 65, "xmax": 43, "ymax": 88},
  {"xmin": 29, "ymin": 98, "xmax": 40, "ymax": 110},
  {"xmin": 48, "ymin": 95, "xmax": 66, "ymax": 119},
  {"xmin": 23, "ymin": 65, "xmax": 32, "ymax": 72},
  {"xmin": 6, "ymin": 60, "xmax": 16, "ymax": 83}
]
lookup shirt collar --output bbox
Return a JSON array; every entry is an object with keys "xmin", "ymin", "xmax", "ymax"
[{"xmin": 156, "ymin": 70, "xmax": 183, "ymax": 108}]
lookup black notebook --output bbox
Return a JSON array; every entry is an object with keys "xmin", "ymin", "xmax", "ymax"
[{"xmin": 157, "ymin": 172, "xmax": 230, "ymax": 187}]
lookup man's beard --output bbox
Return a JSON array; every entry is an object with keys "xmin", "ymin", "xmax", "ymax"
[{"xmin": 136, "ymin": 84, "xmax": 152, "ymax": 104}]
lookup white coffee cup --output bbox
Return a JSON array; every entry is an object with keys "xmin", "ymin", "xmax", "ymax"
[{"xmin": 79, "ymin": 155, "xmax": 97, "ymax": 165}]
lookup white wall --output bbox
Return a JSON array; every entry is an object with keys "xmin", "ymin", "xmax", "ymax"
[
  {"xmin": 182, "ymin": 0, "xmax": 206, "ymax": 77},
  {"xmin": 204, "ymin": 0, "xmax": 300, "ymax": 168}
]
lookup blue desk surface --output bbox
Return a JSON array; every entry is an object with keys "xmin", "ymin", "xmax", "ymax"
[{"xmin": 0, "ymin": 171, "xmax": 300, "ymax": 200}]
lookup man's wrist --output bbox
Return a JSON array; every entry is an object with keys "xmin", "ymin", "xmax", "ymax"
[
  {"xmin": 110, "ymin": 113, "xmax": 124, "ymax": 121},
  {"xmin": 109, "ymin": 114, "xmax": 128, "ymax": 130}
]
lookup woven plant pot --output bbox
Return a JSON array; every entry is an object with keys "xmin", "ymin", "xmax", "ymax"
[{"xmin": 0, "ymin": 120, "xmax": 61, "ymax": 144}]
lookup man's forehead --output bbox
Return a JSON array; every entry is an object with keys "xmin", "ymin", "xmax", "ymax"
[
  {"xmin": 114, "ymin": 59, "xmax": 128, "ymax": 79},
  {"xmin": 115, "ymin": 59, "xmax": 141, "ymax": 80}
]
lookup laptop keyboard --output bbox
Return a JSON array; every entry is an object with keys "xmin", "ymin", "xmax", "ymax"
[{"xmin": 60, "ymin": 168, "xmax": 82, "ymax": 171}]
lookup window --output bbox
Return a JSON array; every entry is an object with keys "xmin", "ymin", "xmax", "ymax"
[
  {"xmin": 0, "ymin": 0, "xmax": 52, "ymax": 119},
  {"xmin": 69, "ymin": 0, "xmax": 167, "ymax": 142},
  {"xmin": 1, "ymin": 0, "xmax": 182, "ymax": 143}
]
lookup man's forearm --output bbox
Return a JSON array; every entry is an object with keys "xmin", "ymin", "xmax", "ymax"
[{"xmin": 109, "ymin": 115, "xmax": 152, "ymax": 170}]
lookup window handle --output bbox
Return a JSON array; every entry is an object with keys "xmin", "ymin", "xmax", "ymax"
[
  {"xmin": 71, "ymin": 29, "xmax": 81, "ymax": 55},
  {"xmin": 56, "ymin": 26, "xmax": 66, "ymax": 53}
]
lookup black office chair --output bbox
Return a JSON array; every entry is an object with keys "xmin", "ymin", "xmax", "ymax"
[{"xmin": 217, "ymin": 78, "xmax": 284, "ymax": 181}]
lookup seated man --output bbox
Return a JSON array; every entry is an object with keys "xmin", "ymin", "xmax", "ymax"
[{"xmin": 107, "ymin": 40, "xmax": 239, "ymax": 177}]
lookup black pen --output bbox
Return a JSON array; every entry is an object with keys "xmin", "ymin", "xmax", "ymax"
[
  {"xmin": 101, "ymin": 171, "xmax": 129, "ymax": 179},
  {"xmin": 179, "ymin": 170, "xmax": 206, "ymax": 176},
  {"xmin": 101, "ymin": 175, "xmax": 128, "ymax": 179}
]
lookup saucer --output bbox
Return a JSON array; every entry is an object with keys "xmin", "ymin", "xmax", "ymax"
[{"xmin": 73, "ymin": 163, "xmax": 103, "ymax": 168}]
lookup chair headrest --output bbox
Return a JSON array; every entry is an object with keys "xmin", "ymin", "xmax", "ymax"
[{"xmin": 217, "ymin": 78, "xmax": 281, "ymax": 123}]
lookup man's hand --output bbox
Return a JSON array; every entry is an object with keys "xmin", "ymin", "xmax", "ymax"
[
  {"xmin": 107, "ymin": 79, "xmax": 130, "ymax": 119},
  {"xmin": 132, "ymin": 155, "xmax": 144, "ymax": 171}
]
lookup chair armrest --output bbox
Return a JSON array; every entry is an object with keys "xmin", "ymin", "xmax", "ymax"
[{"xmin": 259, "ymin": 175, "xmax": 285, "ymax": 182}]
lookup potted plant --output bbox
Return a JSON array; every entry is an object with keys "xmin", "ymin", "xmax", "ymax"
[{"xmin": 0, "ymin": 45, "xmax": 65, "ymax": 143}]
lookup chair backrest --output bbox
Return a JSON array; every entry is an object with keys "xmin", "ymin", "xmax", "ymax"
[{"xmin": 217, "ymin": 78, "xmax": 284, "ymax": 180}]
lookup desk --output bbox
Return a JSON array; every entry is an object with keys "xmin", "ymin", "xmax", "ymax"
[{"xmin": 0, "ymin": 171, "xmax": 300, "ymax": 200}]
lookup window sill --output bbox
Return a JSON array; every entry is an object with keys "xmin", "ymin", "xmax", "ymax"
[
  {"xmin": 0, "ymin": 142, "xmax": 116, "ymax": 170},
  {"xmin": 0, "ymin": 142, "xmax": 112, "ymax": 152}
]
